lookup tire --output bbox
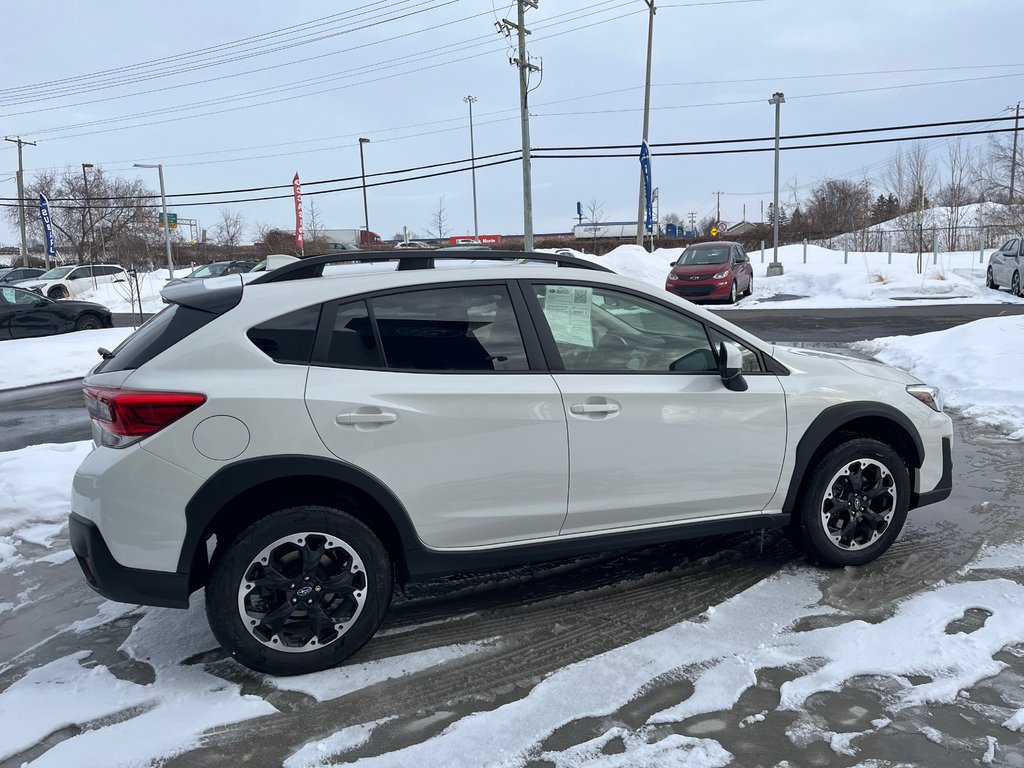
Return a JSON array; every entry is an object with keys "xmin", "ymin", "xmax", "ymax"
[
  {"xmin": 726, "ymin": 281, "xmax": 738, "ymax": 304},
  {"xmin": 986, "ymin": 267, "xmax": 998, "ymax": 289},
  {"xmin": 793, "ymin": 438, "xmax": 910, "ymax": 567},
  {"xmin": 75, "ymin": 314, "xmax": 102, "ymax": 331},
  {"xmin": 1013, "ymin": 271, "xmax": 1021, "ymax": 297},
  {"xmin": 48, "ymin": 286, "xmax": 68, "ymax": 300},
  {"xmin": 744, "ymin": 276, "xmax": 754, "ymax": 297},
  {"xmin": 206, "ymin": 505, "xmax": 393, "ymax": 675}
]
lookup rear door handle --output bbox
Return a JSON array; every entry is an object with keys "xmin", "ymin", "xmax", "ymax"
[
  {"xmin": 336, "ymin": 412, "xmax": 398, "ymax": 425},
  {"xmin": 569, "ymin": 402, "xmax": 620, "ymax": 415}
]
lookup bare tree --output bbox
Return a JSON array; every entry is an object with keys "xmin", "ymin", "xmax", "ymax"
[
  {"xmin": 304, "ymin": 198, "xmax": 328, "ymax": 251},
  {"xmin": 582, "ymin": 198, "xmax": 606, "ymax": 251},
  {"xmin": 805, "ymin": 178, "xmax": 873, "ymax": 243},
  {"xmin": 4, "ymin": 165, "xmax": 155, "ymax": 264},
  {"xmin": 880, "ymin": 144, "xmax": 937, "ymax": 251},
  {"xmin": 697, "ymin": 213, "xmax": 717, "ymax": 237},
  {"xmin": 426, "ymin": 195, "xmax": 450, "ymax": 242},
  {"xmin": 936, "ymin": 139, "xmax": 977, "ymax": 250},
  {"xmin": 212, "ymin": 209, "xmax": 247, "ymax": 249}
]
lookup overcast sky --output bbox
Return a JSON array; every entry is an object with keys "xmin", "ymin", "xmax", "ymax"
[{"xmin": 1, "ymin": 0, "xmax": 1021, "ymax": 247}]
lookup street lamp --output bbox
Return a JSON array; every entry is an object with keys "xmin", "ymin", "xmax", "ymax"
[
  {"xmin": 464, "ymin": 95, "xmax": 480, "ymax": 242},
  {"xmin": 81, "ymin": 164, "xmax": 100, "ymax": 287},
  {"xmin": 133, "ymin": 163, "xmax": 175, "ymax": 278},
  {"xmin": 358, "ymin": 138, "xmax": 371, "ymax": 245},
  {"xmin": 768, "ymin": 92, "xmax": 785, "ymax": 276}
]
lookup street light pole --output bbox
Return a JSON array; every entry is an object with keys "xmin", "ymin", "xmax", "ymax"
[
  {"xmin": 464, "ymin": 95, "xmax": 480, "ymax": 241},
  {"xmin": 635, "ymin": 0, "xmax": 656, "ymax": 248},
  {"xmin": 768, "ymin": 92, "xmax": 785, "ymax": 276},
  {"xmin": 134, "ymin": 163, "xmax": 175, "ymax": 278},
  {"xmin": 358, "ymin": 138, "xmax": 371, "ymax": 245},
  {"xmin": 81, "ymin": 164, "xmax": 99, "ymax": 287}
]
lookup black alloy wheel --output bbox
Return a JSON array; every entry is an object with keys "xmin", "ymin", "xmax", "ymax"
[{"xmin": 207, "ymin": 506, "xmax": 392, "ymax": 675}]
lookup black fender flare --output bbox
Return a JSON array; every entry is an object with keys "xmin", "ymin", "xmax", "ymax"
[
  {"xmin": 781, "ymin": 402, "xmax": 924, "ymax": 514},
  {"xmin": 177, "ymin": 454, "xmax": 421, "ymax": 574}
]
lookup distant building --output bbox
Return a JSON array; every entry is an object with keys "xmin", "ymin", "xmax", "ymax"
[{"xmin": 725, "ymin": 221, "xmax": 758, "ymax": 238}]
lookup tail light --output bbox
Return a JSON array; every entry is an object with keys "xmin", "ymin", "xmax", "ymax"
[{"xmin": 84, "ymin": 387, "xmax": 206, "ymax": 448}]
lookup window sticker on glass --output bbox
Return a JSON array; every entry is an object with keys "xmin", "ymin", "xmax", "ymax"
[{"xmin": 544, "ymin": 285, "xmax": 594, "ymax": 348}]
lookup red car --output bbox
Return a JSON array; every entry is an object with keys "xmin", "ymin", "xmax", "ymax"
[{"xmin": 665, "ymin": 241, "xmax": 754, "ymax": 303}]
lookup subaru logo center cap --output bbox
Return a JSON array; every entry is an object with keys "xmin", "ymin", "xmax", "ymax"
[{"xmin": 296, "ymin": 586, "xmax": 313, "ymax": 597}]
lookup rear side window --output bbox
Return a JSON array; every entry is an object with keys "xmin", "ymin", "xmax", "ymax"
[
  {"xmin": 94, "ymin": 305, "xmax": 218, "ymax": 373},
  {"xmin": 322, "ymin": 301, "xmax": 382, "ymax": 368},
  {"xmin": 369, "ymin": 285, "xmax": 528, "ymax": 372},
  {"xmin": 247, "ymin": 305, "xmax": 320, "ymax": 365}
]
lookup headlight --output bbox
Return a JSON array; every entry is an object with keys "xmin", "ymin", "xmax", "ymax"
[
  {"xmin": 667, "ymin": 274, "xmax": 679, "ymax": 281},
  {"xmin": 713, "ymin": 269, "xmax": 731, "ymax": 279},
  {"xmin": 907, "ymin": 384, "xmax": 943, "ymax": 412}
]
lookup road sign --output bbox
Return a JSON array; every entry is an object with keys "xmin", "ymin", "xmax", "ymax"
[
  {"xmin": 710, "ymin": 226, "xmax": 719, "ymax": 237},
  {"xmin": 159, "ymin": 212, "xmax": 178, "ymax": 229}
]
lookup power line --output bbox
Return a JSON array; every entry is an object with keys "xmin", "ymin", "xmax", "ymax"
[
  {"xmin": 0, "ymin": 1, "xmax": 426, "ymax": 101},
  {"xmin": 4, "ymin": 123, "xmax": 1017, "ymax": 211},
  {"xmin": 9, "ymin": 114, "xmax": 1011, "ymax": 203}
]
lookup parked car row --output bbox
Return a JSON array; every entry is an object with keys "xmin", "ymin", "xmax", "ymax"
[{"xmin": 0, "ymin": 285, "xmax": 113, "ymax": 340}]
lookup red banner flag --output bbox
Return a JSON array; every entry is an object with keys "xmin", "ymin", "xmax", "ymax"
[{"xmin": 292, "ymin": 172, "xmax": 304, "ymax": 252}]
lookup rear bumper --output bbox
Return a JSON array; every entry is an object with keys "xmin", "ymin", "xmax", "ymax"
[{"xmin": 69, "ymin": 512, "xmax": 191, "ymax": 608}]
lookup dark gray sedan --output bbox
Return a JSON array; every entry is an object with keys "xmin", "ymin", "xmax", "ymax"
[{"xmin": 0, "ymin": 285, "xmax": 113, "ymax": 340}]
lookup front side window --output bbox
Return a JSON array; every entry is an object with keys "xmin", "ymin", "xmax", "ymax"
[
  {"xmin": 534, "ymin": 284, "xmax": 717, "ymax": 373},
  {"xmin": 369, "ymin": 285, "xmax": 528, "ymax": 372},
  {"xmin": 707, "ymin": 327, "xmax": 763, "ymax": 373},
  {"xmin": 69, "ymin": 267, "xmax": 91, "ymax": 280},
  {"xmin": 38, "ymin": 266, "xmax": 73, "ymax": 280}
]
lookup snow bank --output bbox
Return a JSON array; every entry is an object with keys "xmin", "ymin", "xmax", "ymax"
[
  {"xmin": 0, "ymin": 327, "xmax": 133, "ymax": 390},
  {"xmin": 0, "ymin": 441, "xmax": 92, "ymax": 571},
  {"xmin": 854, "ymin": 315, "xmax": 1024, "ymax": 439},
  {"xmin": 540, "ymin": 243, "xmax": 1022, "ymax": 309}
]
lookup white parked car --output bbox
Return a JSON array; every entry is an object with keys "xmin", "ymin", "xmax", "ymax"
[
  {"xmin": 394, "ymin": 240, "xmax": 433, "ymax": 249},
  {"xmin": 70, "ymin": 251, "xmax": 953, "ymax": 675},
  {"xmin": 247, "ymin": 253, "xmax": 300, "ymax": 273},
  {"xmin": 20, "ymin": 264, "xmax": 129, "ymax": 300}
]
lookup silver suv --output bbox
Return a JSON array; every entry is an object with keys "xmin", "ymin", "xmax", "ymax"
[{"xmin": 70, "ymin": 252, "xmax": 953, "ymax": 675}]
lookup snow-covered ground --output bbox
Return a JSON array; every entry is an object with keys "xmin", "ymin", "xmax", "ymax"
[
  {"xmin": 2, "ymin": 432, "xmax": 1023, "ymax": 766},
  {"xmin": 855, "ymin": 315, "xmax": 1024, "ymax": 440},
  {"xmin": 547, "ymin": 243, "xmax": 1024, "ymax": 309},
  {"xmin": 0, "ymin": 328, "xmax": 134, "ymax": 390}
]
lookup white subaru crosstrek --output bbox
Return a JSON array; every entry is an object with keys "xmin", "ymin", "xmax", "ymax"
[
  {"xmin": 21, "ymin": 263, "xmax": 130, "ymax": 300},
  {"xmin": 70, "ymin": 251, "xmax": 953, "ymax": 675}
]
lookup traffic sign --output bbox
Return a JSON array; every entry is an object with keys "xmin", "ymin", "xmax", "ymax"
[
  {"xmin": 710, "ymin": 226, "xmax": 719, "ymax": 237},
  {"xmin": 159, "ymin": 212, "xmax": 178, "ymax": 229}
]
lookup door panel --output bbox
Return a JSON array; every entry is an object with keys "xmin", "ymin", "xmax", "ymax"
[
  {"xmin": 554, "ymin": 372, "xmax": 786, "ymax": 533},
  {"xmin": 305, "ymin": 369, "xmax": 569, "ymax": 548},
  {"xmin": 527, "ymin": 281, "xmax": 787, "ymax": 534}
]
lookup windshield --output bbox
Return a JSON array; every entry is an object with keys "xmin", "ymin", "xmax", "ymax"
[
  {"xmin": 675, "ymin": 247, "xmax": 730, "ymax": 266},
  {"xmin": 39, "ymin": 266, "xmax": 74, "ymax": 279},
  {"xmin": 190, "ymin": 264, "xmax": 227, "ymax": 278}
]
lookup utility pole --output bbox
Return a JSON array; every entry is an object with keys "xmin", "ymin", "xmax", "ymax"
[
  {"xmin": 133, "ymin": 163, "xmax": 175, "ymax": 278},
  {"xmin": 715, "ymin": 191, "xmax": 721, "ymax": 226},
  {"xmin": 635, "ymin": 0, "xmax": 656, "ymax": 247},
  {"xmin": 498, "ymin": 1, "xmax": 540, "ymax": 252},
  {"xmin": 81, "ymin": 164, "xmax": 98, "ymax": 282},
  {"xmin": 358, "ymin": 137, "xmax": 371, "ymax": 244},
  {"xmin": 1010, "ymin": 102, "xmax": 1020, "ymax": 204},
  {"xmin": 767, "ymin": 92, "xmax": 785, "ymax": 276},
  {"xmin": 687, "ymin": 211, "xmax": 696, "ymax": 232},
  {"xmin": 464, "ymin": 95, "xmax": 480, "ymax": 241},
  {"xmin": 5, "ymin": 137, "xmax": 36, "ymax": 267}
]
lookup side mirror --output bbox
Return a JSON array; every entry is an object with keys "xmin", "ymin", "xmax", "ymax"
[{"xmin": 718, "ymin": 341, "xmax": 748, "ymax": 392}]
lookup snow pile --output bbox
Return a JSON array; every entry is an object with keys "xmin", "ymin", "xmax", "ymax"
[
  {"xmin": 0, "ymin": 441, "xmax": 92, "ymax": 571},
  {"xmin": 75, "ymin": 270, "xmax": 168, "ymax": 314},
  {"xmin": 854, "ymin": 315, "xmax": 1024, "ymax": 439},
  {"xmin": 864, "ymin": 201, "xmax": 1007, "ymax": 238},
  {"xmin": 0, "ymin": 327, "xmax": 133, "ymax": 390}
]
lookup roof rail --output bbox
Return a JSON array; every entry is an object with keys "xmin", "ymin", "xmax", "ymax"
[{"xmin": 248, "ymin": 250, "xmax": 611, "ymax": 284}]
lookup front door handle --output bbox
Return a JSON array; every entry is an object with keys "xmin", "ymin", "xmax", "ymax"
[
  {"xmin": 336, "ymin": 411, "xmax": 398, "ymax": 425},
  {"xmin": 569, "ymin": 402, "xmax": 620, "ymax": 415}
]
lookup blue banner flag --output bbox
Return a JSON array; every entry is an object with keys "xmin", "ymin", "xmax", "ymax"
[
  {"xmin": 38, "ymin": 194, "xmax": 56, "ymax": 258},
  {"xmin": 639, "ymin": 141, "xmax": 653, "ymax": 235}
]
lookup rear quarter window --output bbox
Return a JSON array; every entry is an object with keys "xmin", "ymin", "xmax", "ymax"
[
  {"xmin": 94, "ymin": 305, "xmax": 218, "ymax": 373},
  {"xmin": 247, "ymin": 305, "xmax": 321, "ymax": 365}
]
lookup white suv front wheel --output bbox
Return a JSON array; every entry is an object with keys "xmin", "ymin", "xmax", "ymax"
[
  {"xmin": 206, "ymin": 506, "xmax": 392, "ymax": 675},
  {"xmin": 795, "ymin": 438, "xmax": 910, "ymax": 567}
]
